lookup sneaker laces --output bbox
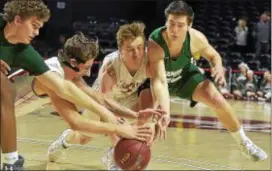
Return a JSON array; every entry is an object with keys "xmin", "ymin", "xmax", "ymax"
[{"xmin": 241, "ymin": 140, "xmax": 259, "ymax": 155}]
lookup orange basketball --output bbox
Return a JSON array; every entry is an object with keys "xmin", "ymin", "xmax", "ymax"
[{"xmin": 113, "ymin": 138, "xmax": 151, "ymax": 170}]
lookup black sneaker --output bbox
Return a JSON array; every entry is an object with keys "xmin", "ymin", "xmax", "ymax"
[{"xmin": 2, "ymin": 155, "xmax": 25, "ymax": 170}]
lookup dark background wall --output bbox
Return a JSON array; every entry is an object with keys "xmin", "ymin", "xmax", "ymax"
[
  {"xmin": 1, "ymin": 0, "xmax": 270, "ymax": 39},
  {"xmin": 1, "ymin": 0, "xmax": 270, "ymax": 51},
  {"xmin": 43, "ymin": 0, "xmax": 160, "ymax": 36}
]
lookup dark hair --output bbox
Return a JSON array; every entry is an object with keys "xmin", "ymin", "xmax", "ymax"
[
  {"xmin": 58, "ymin": 32, "xmax": 99, "ymax": 64},
  {"xmin": 164, "ymin": 0, "xmax": 194, "ymax": 24}
]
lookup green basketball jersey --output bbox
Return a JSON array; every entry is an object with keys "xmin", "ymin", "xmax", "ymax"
[
  {"xmin": 149, "ymin": 26, "xmax": 205, "ymax": 99},
  {"xmin": 0, "ymin": 15, "xmax": 49, "ymax": 76}
]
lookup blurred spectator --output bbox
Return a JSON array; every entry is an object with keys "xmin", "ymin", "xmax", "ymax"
[
  {"xmin": 244, "ymin": 70, "xmax": 259, "ymax": 100},
  {"xmin": 264, "ymin": 11, "xmax": 271, "ymax": 21},
  {"xmin": 234, "ymin": 18, "xmax": 248, "ymax": 55},
  {"xmin": 252, "ymin": 12, "xmax": 271, "ymax": 56},
  {"xmin": 231, "ymin": 63, "xmax": 249, "ymax": 100},
  {"xmin": 57, "ymin": 34, "xmax": 67, "ymax": 50},
  {"xmin": 257, "ymin": 70, "xmax": 271, "ymax": 102},
  {"xmin": 53, "ymin": 34, "xmax": 67, "ymax": 57}
]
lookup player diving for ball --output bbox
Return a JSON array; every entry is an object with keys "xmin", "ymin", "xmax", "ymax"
[{"xmin": 46, "ymin": 22, "xmax": 159, "ymax": 170}]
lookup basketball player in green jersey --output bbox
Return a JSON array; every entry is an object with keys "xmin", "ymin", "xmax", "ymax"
[
  {"xmin": 0, "ymin": 1, "xmax": 153, "ymax": 170},
  {"xmin": 148, "ymin": 0, "xmax": 267, "ymax": 161}
]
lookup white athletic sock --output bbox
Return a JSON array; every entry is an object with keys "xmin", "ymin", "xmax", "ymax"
[
  {"xmin": 62, "ymin": 138, "xmax": 72, "ymax": 148},
  {"xmin": 230, "ymin": 126, "xmax": 249, "ymax": 144},
  {"xmin": 3, "ymin": 151, "xmax": 19, "ymax": 164}
]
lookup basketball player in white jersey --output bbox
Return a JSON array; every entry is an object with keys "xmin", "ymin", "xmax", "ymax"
[
  {"xmin": 44, "ymin": 26, "xmax": 161, "ymax": 170},
  {"xmin": 93, "ymin": 23, "xmax": 152, "ymax": 113},
  {"xmin": 93, "ymin": 22, "xmax": 156, "ymax": 170},
  {"xmin": 31, "ymin": 32, "xmax": 164, "ymax": 168}
]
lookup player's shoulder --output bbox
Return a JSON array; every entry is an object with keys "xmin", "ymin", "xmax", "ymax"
[
  {"xmin": 104, "ymin": 50, "xmax": 119, "ymax": 60},
  {"xmin": 149, "ymin": 26, "xmax": 164, "ymax": 38},
  {"xmin": 189, "ymin": 28, "xmax": 210, "ymax": 55},
  {"xmin": 103, "ymin": 50, "xmax": 119, "ymax": 63},
  {"xmin": 189, "ymin": 28, "xmax": 208, "ymax": 43},
  {"xmin": 44, "ymin": 56, "xmax": 61, "ymax": 65},
  {"xmin": 15, "ymin": 44, "xmax": 41, "ymax": 58}
]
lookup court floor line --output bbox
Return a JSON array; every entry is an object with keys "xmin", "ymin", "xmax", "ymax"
[
  {"xmin": 18, "ymin": 137, "xmax": 242, "ymax": 170},
  {"xmin": 171, "ymin": 118, "xmax": 271, "ymax": 128},
  {"xmin": 170, "ymin": 118, "xmax": 271, "ymax": 134},
  {"xmin": 170, "ymin": 99, "xmax": 271, "ymax": 114}
]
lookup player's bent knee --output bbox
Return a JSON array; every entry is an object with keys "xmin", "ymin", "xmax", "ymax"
[{"xmin": 197, "ymin": 80, "xmax": 225, "ymax": 106}]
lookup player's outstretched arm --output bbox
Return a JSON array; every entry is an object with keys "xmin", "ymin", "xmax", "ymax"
[
  {"xmin": 190, "ymin": 28, "xmax": 226, "ymax": 86},
  {"xmin": 48, "ymin": 93, "xmax": 152, "ymax": 142},
  {"xmin": 73, "ymin": 76, "xmax": 138, "ymax": 119},
  {"xmin": 72, "ymin": 76, "xmax": 165, "ymax": 120},
  {"xmin": 147, "ymin": 39, "xmax": 171, "ymax": 140},
  {"xmin": 147, "ymin": 40, "xmax": 170, "ymax": 115},
  {"xmin": 36, "ymin": 72, "xmax": 117, "ymax": 123}
]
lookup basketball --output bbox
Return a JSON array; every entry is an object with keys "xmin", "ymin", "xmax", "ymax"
[{"xmin": 113, "ymin": 138, "xmax": 151, "ymax": 170}]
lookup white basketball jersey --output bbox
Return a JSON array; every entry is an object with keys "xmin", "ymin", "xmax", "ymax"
[
  {"xmin": 94, "ymin": 51, "xmax": 148, "ymax": 100},
  {"xmin": 43, "ymin": 57, "xmax": 85, "ymax": 110},
  {"xmin": 44, "ymin": 57, "xmax": 65, "ymax": 78}
]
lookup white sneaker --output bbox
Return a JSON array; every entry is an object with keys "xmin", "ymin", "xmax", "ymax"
[
  {"xmin": 239, "ymin": 139, "xmax": 268, "ymax": 161},
  {"xmin": 102, "ymin": 147, "xmax": 121, "ymax": 170},
  {"xmin": 47, "ymin": 129, "xmax": 72, "ymax": 162}
]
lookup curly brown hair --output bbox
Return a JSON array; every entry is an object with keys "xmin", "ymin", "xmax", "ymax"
[
  {"xmin": 3, "ymin": 0, "xmax": 50, "ymax": 23},
  {"xmin": 59, "ymin": 32, "xmax": 99, "ymax": 63},
  {"xmin": 117, "ymin": 22, "xmax": 146, "ymax": 48}
]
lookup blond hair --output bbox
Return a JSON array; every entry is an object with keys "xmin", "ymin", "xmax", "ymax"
[
  {"xmin": 3, "ymin": 0, "xmax": 50, "ymax": 23},
  {"xmin": 59, "ymin": 32, "xmax": 99, "ymax": 63},
  {"xmin": 117, "ymin": 22, "xmax": 146, "ymax": 48}
]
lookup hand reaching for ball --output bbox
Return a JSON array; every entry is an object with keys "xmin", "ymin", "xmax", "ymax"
[{"xmin": 116, "ymin": 124, "xmax": 152, "ymax": 142}]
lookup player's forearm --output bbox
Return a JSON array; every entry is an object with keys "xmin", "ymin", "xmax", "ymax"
[
  {"xmin": 103, "ymin": 98, "xmax": 138, "ymax": 119},
  {"xmin": 208, "ymin": 53, "xmax": 223, "ymax": 68},
  {"xmin": 151, "ymin": 78, "xmax": 170, "ymax": 115},
  {"xmin": 73, "ymin": 116, "xmax": 118, "ymax": 135},
  {"xmin": 75, "ymin": 81, "xmax": 138, "ymax": 119},
  {"xmin": 58, "ymin": 81, "xmax": 117, "ymax": 123}
]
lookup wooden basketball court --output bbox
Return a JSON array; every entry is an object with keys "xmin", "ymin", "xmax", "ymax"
[{"xmin": 1, "ymin": 75, "xmax": 271, "ymax": 170}]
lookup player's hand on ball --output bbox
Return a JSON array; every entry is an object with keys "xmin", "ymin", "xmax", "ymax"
[
  {"xmin": 211, "ymin": 65, "xmax": 227, "ymax": 87},
  {"xmin": 0, "ymin": 59, "xmax": 11, "ymax": 75},
  {"xmin": 117, "ymin": 124, "xmax": 152, "ymax": 142}
]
